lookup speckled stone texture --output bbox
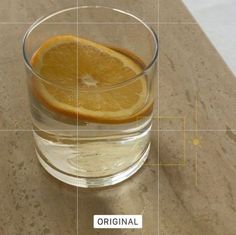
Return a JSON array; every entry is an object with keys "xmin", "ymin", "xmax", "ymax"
[{"xmin": 0, "ymin": 0, "xmax": 236, "ymax": 234}]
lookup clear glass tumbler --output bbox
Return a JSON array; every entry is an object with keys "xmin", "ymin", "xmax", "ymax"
[{"xmin": 23, "ymin": 6, "xmax": 158, "ymax": 188}]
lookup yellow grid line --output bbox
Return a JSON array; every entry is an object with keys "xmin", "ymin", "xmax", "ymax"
[
  {"xmin": 146, "ymin": 115, "xmax": 186, "ymax": 166},
  {"xmin": 183, "ymin": 116, "xmax": 186, "ymax": 164},
  {"xmin": 195, "ymin": 152, "xmax": 198, "ymax": 186},
  {"xmin": 195, "ymin": 96, "xmax": 198, "ymax": 137}
]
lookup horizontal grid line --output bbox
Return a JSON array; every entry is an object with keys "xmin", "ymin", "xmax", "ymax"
[
  {"xmin": 0, "ymin": 21, "xmax": 198, "ymax": 25},
  {"xmin": 0, "ymin": 129, "xmax": 235, "ymax": 132},
  {"xmin": 144, "ymin": 163, "xmax": 186, "ymax": 166}
]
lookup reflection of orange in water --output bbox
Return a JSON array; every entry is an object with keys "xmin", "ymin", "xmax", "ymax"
[{"xmin": 31, "ymin": 35, "xmax": 153, "ymax": 123}]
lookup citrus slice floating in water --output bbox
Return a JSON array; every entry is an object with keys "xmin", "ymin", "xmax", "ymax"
[{"xmin": 31, "ymin": 35, "xmax": 151, "ymax": 123}]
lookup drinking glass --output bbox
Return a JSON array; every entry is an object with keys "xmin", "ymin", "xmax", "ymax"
[{"xmin": 23, "ymin": 6, "xmax": 158, "ymax": 188}]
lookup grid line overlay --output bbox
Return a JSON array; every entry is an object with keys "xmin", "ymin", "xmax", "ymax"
[
  {"xmin": 0, "ymin": 129, "xmax": 235, "ymax": 132},
  {"xmin": 0, "ymin": 2, "xmax": 235, "ymax": 235},
  {"xmin": 76, "ymin": 2, "xmax": 79, "ymax": 235},
  {"xmin": 146, "ymin": 116, "xmax": 186, "ymax": 166},
  {"xmin": 0, "ymin": 21, "xmax": 198, "ymax": 24},
  {"xmin": 157, "ymin": 0, "xmax": 160, "ymax": 234}
]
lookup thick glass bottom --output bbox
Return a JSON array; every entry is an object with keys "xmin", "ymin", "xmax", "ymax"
[{"xmin": 36, "ymin": 143, "xmax": 150, "ymax": 188}]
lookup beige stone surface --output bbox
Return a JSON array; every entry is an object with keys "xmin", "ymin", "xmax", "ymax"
[
  {"xmin": 0, "ymin": 24, "xmax": 31, "ymax": 129},
  {"xmin": 159, "ymin": 0, "xmax": 194, "ymax": 22},
  {"xmin": 0, "ymin": 0, "xmax": 76, "ymax": 22},
  {"xmin": 0, "ymin": 0, "xmax": 158, "ymax": 22},
  {"xmin": 0, "ymin": 0, "xmax": 236, "ymax": 234}
]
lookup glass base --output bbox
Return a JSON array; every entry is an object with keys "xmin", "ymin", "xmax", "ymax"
[{"xmin": 36, "ymin": 143, "xmax": 150, "ymax": 188}]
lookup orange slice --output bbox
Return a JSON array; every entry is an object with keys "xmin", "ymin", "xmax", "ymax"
[{"xmin": 31, "ymin": 35, "xmax": 151, "ymax": 123}]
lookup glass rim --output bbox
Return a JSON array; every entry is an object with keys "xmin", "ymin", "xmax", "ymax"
[{"xmin": 22, "ymin": 6, "xmax": 159, "ymax": 92}]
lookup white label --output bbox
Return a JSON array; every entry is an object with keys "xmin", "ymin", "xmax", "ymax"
[{"xmin": 93, "ymin": 215, "xmax": 142, "ymax": 229}]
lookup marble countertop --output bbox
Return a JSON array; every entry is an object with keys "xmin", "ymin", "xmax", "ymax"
[{"xmin": 0, "ymin": 0, "xmax": 236, "ymax": 234}]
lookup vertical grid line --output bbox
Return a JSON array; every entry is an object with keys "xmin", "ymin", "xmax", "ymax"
[
  {"xmin": 195, "ymin": 95, "xmax": 198, "ymax": 137},
  {"xmin": 195, "ymin": 152, "xmax": 198, "ymax": 186},
  {"xmin": 76, "ymin": 1, "xmax": 79, "ymax": 235},
  {"xmin": 157, "ymin": 0, "xmax": 160, "ymax": 234},
  {"xmin": 183, "ymin": 117, "xmax": 186, "ymax": 164}
]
